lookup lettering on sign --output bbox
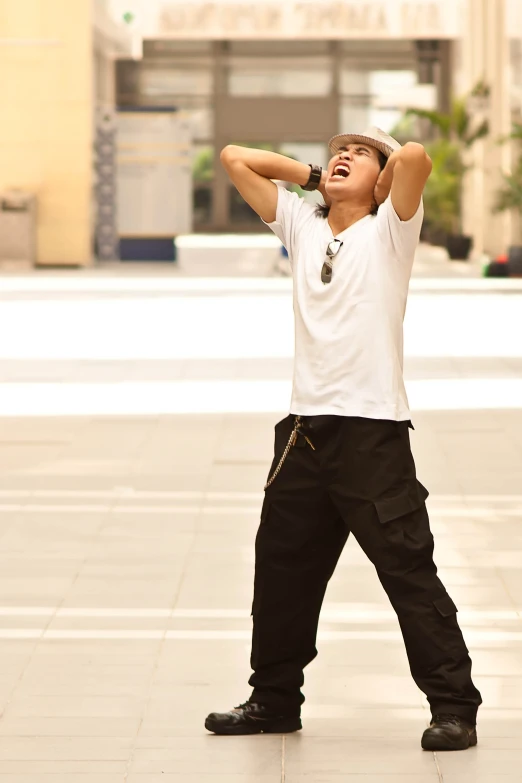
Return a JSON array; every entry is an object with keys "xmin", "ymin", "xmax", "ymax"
[
  {"xmin": 160, "ymin": 4, "xmax": 214, "ymax": 34},
  {"xmin": 160, "ymin": 3, "xmax": 284, "ymax": 36},
  {"xmin": 295, "ymin": 2, "xmax": 387, "ymax": 35},
  {"xmin": 221, "ymin": 4, "xmax": 283, "ymax": 34},
  {"xmin": 401, "ymin": 2, "xmax": 442, "ymax": 35},
  {"xmin": 157, "ymin": 1, "xmax": 457, "ymax": 39}
]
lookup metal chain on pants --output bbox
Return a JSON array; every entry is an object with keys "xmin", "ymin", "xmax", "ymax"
[{"xmin": 264, "ymin": 416, "xmax": 315, "ymax": 490}]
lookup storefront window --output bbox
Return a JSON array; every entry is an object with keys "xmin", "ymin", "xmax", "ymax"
[
  {"xmin": 369, "ymin": 71, "xmax": 434, "ymax": 131},
  {"xmin": 141, "ymin": 67, "xmax": 213, "ymax": 97},
  {"xmin": 228, "ymin": 57, "xmax": 332, "ymax": 97},
  {"xmin": 339, "ymin": 70, "xmax": 422, "ymax": 134}
]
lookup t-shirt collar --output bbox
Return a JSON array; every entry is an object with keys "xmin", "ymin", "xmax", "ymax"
[{"xmin": 327, "ymin": 213, "xmax": 374, "ymax": 240}]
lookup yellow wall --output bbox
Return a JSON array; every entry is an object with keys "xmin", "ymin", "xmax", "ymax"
[{"xmin": 0, "ymin": 0, "xmax": 93, "ymax": 265}]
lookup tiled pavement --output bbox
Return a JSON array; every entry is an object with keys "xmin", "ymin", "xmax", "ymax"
[{"xmin": 0, "ymin": 264, "xmax": 521, "ymax": 781}]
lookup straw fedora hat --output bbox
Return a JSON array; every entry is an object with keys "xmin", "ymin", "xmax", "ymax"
[{"xmin": 328, "ymin": 126, "xmax": 402, "ymax": 158}]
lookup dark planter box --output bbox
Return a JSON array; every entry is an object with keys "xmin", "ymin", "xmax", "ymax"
[
  {"xmin": 485, "ymin": 261, "xmax": 509, "ymax": 277},
  {"xmin": 445, "ymin": 234, "xmax": 473, "ymax": 260},
  {"xmin": 508, "ymin": 245, "xmax": 522, "ymax": 276}
]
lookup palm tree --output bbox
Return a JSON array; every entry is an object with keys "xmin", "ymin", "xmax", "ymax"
[
  {"xmin": 401, "ymin": 82, "xmax": 490, "ymax": 244},
  {"xmin": 494, "ymin": 158, "xmax": 522, "ymax": 215},
  {"xmin": 494, "ymin": 122, "xmax": 522, "ymax": 224},
  {"xmin": 404, "ymin": 80, "xmax": 490, "ymax": 148}
]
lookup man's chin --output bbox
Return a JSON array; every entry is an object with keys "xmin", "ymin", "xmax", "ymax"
[{"xmin": 325, "ymin": 179, "xmax": 353, "ymax": 198}]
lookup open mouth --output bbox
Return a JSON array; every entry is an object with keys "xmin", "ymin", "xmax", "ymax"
[{"xmin": 331, "ymin": 162, "xmax": 350, "ymax": 180}]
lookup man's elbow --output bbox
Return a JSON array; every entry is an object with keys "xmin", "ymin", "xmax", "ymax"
[
  {"xmin": 220, "ymin": 145, "xmax": 243, "ymax": 168},
  {"xmin": 400, "ymin": 142, "xmax": 432, "ymax": 174}
]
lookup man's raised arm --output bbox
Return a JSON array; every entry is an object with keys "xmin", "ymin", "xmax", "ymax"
[
  {"xmin": 374, "ymin": 142, "xmax": 432, "ymax": 221},
  {"xmin": 220, "ymin": 146, "xmax": 327, "ymax": 223}
]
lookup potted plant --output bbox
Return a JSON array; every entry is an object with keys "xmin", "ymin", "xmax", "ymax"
[
  {"xmin": 404, "ymin": 82, "xmax": 489, "ymax": 259},
  {"xmin": 494, "ymin": 121, "xmax": 522, "ymax": 275}
]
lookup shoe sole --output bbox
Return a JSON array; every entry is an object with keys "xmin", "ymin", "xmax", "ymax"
[
  {"xmin": 421, "ymin": 730, "xmax": 477, "ymax": 751},
  {"xmin": 204, "ymin": 716, "xmax": 302, "ymax": 735}
]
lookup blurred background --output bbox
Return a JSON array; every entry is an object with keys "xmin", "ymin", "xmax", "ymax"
[{"xmin": 1, "ymin": 0, "xmax": 521, "ymax": 271}]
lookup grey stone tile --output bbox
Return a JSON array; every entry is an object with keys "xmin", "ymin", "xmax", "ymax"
[
  {"xmin": 0, "ymin": 761, "xmax": 127, "ymax": 773},
  {"xmin": 14, "ymin": 668, "xmax": 154, "ymax": 698},
  {"xmin": 442, "ymin": 777, "xmax": 522, "ymax": 783},
  {"xmin": 4, "ymin": 694, "xmax": 146, "ymax": 720},
  {"xmin": 207, "ymin": 465, "xmax": 268, "ymax": 493},
  {"xmin": 469, "ymin": 651, "xmax": 522, "ymax": 676},
  {"xmin": 445, "ymin": 584, "xmax": 514, "ymax": 605},
  {"xmin": 304, "ymin": 671, "xmax": 424, "ymax": 708},
  {"xmin": 129, "ymin": 737, "xmax": 282, "ymax": 774},
  {"xmin": 286, "ymin": 777, "xmax": 439, "ymax": 783},
  {"xmin": 145, "ymin": 686, "xmax": 251, "ymax": 721},
  {"xmin": 127, "ymin": 777, "xmax": 280, "ymax": 783},
  {"xmin": 0, "ymin": 715, "xmax": 141, "ymax": 738},
  {"xmin": 283, "ymin": 736, "xmax": 438, "ymax": 775},
  {"xmin": 0, "ymin": 736, "xmax": 133, "ymax": 760},
  {"xmin": 27, "ymin": 640, "xmax": 162, "ymax": 659},
  {"xmin": 293, "ymin": 707, "xmax": 429, "ymax": 738},
  {"xmin": 437, "ymin": 748, "xmax": 522, "ymax": 775},
  {"xmin": 0, "ymin": 776, "xmax": 123, "ymax": 783}
]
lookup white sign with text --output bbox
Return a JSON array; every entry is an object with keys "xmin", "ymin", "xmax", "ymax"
[{"xmin": 152, "ymin": 0, "xmax": 461, "ymax": 40}]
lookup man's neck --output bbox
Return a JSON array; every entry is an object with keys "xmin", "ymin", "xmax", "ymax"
[{"xmin": 327, "ymin": 202, "xmax": 372, "ymax": 236}]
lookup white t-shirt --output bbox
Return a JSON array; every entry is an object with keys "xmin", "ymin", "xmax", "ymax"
[{"xmin": 264, "ymin": 185, "xmax": 424, "ymax": 421}]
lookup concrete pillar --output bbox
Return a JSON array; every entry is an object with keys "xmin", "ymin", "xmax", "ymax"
[
  {"xmin": 0, "ymin": 0, "xmax": 93, "ymax": 266},
  {"xmin": 437, "ymin": 40, "xmax": 453, "ymax": 115},
  {"xmin": 460, "ymin": 0, "xmax": 512, "ymax": 257}
]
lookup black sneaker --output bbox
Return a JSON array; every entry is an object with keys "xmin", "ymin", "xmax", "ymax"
[
  {"xmin": 421, "ymin": 714, "xmax": 477, "ymax": 751},
  {"xmin": 204, "ymin": 700, "xmax": 302, "ymax": 735}
]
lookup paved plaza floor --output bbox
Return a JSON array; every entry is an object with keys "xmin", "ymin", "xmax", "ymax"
[{"xmin": 0, "ymin": 260, "xmax": 521, "ymax": 781}]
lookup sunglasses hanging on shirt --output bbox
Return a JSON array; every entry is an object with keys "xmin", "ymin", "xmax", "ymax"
[{"xmin": 321, "ymin": 239, "xmax": 344, "ymax": 284}]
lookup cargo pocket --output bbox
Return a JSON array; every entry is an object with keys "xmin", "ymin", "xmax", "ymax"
[
  {"xmin": 433, "ymin": 593, "xmax": 458, "ymax": 617},
  {"xmin": 431, "ymin": 593, "xmax": 468, "ymax": 658},
  {"xmin": 373, "ymin": 480, "xmax": 430, "ymax": 551},
  {"xmin": 374, "ymin": 479, "xmax": 429, "ymax": 524}
]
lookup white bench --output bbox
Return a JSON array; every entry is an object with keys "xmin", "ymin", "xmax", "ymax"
[{"xmin": 175, "ymin": 234, "xmax": 289, "ymax": 276}]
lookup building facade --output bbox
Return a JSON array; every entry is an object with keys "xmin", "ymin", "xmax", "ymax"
[
  {"xmin": 116, "ymin": 37, "xmax": 452, "ymax": 233},
  {"xmin": 1, "ymin": 0, "xmax": 519, "ymax": 264},
  {"xmin": 111, "ymin": 0, "xmax": 522, "ymax": 251}
]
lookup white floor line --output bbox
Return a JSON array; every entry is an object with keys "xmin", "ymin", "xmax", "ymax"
[
  {"xmin": 0, "ymin": 490, "xmax": 265, "ymax": 500},
  {"xmin": 0, "ymin": 628, "xmax": 520, "ymax": 641},
  {"xmin": 0, "ymin": 503, "xmax": 520, "ymax": 515},
  {"xmin": 0, "ymin": 607, "xmax": 517, "ymax": 621},
  {"xmin": 0, "ymin": 490, "xmax": 520, "ymax": 502}
]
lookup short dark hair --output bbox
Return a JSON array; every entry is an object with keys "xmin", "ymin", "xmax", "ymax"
[{"xmin": 315, "ymin": 149, "xmax": 388, "ymax": 219}]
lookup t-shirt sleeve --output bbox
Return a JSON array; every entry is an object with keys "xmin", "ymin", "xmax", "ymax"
[
  {"xmin": 263, "ymin": 185, "xmax": 315, "ymax": 263},
  {"xmin": 374, "ymin": 195, "xmax": 424, "ymax": 264}
]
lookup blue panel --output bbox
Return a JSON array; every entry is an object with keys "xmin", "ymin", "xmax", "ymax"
[{"xmin": 119, "ymin": 238, "xmax": 177, "ymax": 262}]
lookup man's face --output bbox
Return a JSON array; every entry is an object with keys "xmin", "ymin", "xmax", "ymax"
[{"xmin": 325, "ymin": 143, "xmax": 383, "ymax": 202}]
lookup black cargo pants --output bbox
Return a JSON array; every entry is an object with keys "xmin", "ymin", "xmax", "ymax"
[{"xmin": 248, "ymin": 414, "xmax": 482, "ymax": 724}]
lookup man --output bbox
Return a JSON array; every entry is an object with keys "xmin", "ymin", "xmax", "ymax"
[{"xmin": 204, "ymin": 128, "xmax": 482, "ymax": 750}]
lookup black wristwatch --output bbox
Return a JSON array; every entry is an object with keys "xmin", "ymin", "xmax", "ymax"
[{"xmin": 302, "ymin": 164, "xmax": 322, "ymax": 192}]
